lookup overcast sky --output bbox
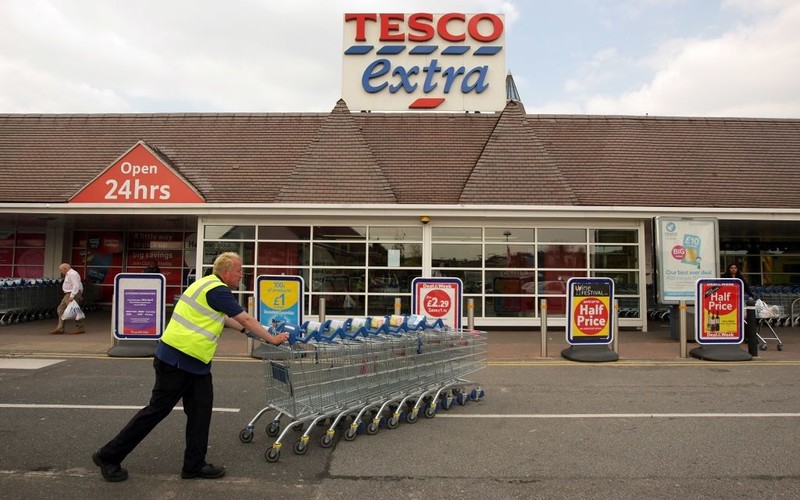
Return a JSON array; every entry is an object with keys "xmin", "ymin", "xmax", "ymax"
[{"xmin": 1, "ymin": 0, "xmax": 798, "ymax": 118}]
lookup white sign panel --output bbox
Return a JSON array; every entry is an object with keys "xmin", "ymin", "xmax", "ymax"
[
  {"xmin": 655, "ymin": 217, "xmax": 719, "ymax": 305},
  {"xmin": 342, "ymin": 13, "xmax": 506, "ymax": 112}
]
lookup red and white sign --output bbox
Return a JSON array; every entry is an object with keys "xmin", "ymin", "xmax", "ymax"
[
  {"xmin": 695, "ymin": 278, "xmax": 744, "ymax": 344},
  {"xmin": 70, "ymin": 141, "xmax": 204, "ymax": 204},
  {"xmin": 342, "ymin": 13, "xmax": 506, "ymax": 112},
  {"xmin": 412, "ymin": 277, "xmax": 462, "ymax": 329}
]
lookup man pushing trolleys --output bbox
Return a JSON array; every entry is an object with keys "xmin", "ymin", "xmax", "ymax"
[{"xmin": 92, "ymin": 252, "xmax": 289, "ymax": 482}]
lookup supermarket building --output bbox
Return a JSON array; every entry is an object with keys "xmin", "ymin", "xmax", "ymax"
[{"xmin": 1, "ymin": 13, "xmax": 799, "ymax": 329}]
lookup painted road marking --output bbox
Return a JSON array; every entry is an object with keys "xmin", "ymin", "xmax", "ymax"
[
  {"xmin": 438, "ymin": 413, "xmax": 800, "ymax": 419},
  {"xmin": 0, "ymin": 359, "xmax": 64, "ymax": 369},
  {"xmin": 0, "ymin": 404, "xmax": 239, "ymax": 413}
]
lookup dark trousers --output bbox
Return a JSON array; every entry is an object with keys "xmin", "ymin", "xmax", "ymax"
[{"xmin": 98, "ymin": 358, "xmax": 214, "ymax": 472}]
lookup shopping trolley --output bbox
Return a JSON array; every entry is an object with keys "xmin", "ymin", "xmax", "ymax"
[
  {"xmin": 754, "ymin": 299, "xmax": 784, "ymax": 351},
  {"xmin": 239, "ymin": 314, "xmax": 487, "ymax": 463}
]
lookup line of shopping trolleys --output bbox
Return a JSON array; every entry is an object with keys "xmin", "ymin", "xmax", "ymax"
[
  {"xmin": 0, "ymin": 277, "xmax": 101, "ymax": 326},
  {"xmin": 239, "ymin": 314, "xmax": 487, "ymax": 463},
  {"xmin": 0, "ymin": 278, "xmax": 65, "ymax": 326}
]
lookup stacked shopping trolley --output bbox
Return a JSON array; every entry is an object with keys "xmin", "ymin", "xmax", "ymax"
[
  {"xmin": 0, "ymin": 278, "xmax": 63, "ymax": 326},
  {"xmin": 239, "ymin": 314, "xmax": 487, "ymax": 463}
]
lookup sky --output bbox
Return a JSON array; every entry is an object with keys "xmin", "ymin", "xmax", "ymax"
[{"xmin": 1, "ymin": 0, "xmax": 799, "ymax": 118}]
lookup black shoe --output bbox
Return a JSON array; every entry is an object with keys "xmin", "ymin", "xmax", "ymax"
[
  {"xmin": 92, "ymin": 451, "xmax": 128, "ymax": 482},
  {"xmin": 181, "ymin": 463, "xmax": 226, "ymax": 479}
]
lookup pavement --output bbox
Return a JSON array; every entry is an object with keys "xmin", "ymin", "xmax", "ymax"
[{"xmin": 1, "ymin": 309, "xmax": 798, "ymax": 362}]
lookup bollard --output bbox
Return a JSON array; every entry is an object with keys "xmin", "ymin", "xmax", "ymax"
[
  {"xmin": 540, "ymin": 299, "xmax": 548, "ymax": 358},
  {"xmin": 394, "ymin": 297, "xmax": 401, "ymax": 315},
  {"xmin": 612, "ymin": 299, "xmax": 619, "ymax": 355},
  {"xmin": 679, "ymin": 300, "xmax": 688, "ymax": 358},
  {"xmin": 467, "ymin": 298, "xmax": 475, "ymax": 330},
  {"xmin": 247, "ymin": 296, "xmax": 255, "ymax": 355},
  {"xmin": 319, "ymin": 298, "xmax": 326, "ymax": 323},
  {"xmin": 745, "ymin": 298, "xmax": 758, "ymax": 356}
]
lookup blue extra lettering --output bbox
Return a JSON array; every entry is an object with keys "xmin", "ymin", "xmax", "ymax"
[{"xmin": 362, "ymin": 58, "xmax": 490, "ymax": 95}]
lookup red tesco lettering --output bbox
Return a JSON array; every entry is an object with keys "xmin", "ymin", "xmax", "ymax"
[{"xmin": 345, "ymin": 12, "xmax": 503, "ymax": 43}]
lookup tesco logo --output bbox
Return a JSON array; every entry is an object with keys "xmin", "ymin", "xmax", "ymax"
[
  {"xmin": 342, "ymin": 13, "xmax": 506, "ymax": 112},
  {"xmin": 345, "ymin": 13, "xmax": 503, "ymax": 43}
]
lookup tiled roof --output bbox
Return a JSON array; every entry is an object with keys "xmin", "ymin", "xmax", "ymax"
[{"xmin": 1, "ymin": 103, "xmax": 799, "ymax": 209}]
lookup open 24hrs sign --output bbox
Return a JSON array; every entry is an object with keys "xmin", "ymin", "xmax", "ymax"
[{"xmin": 566, "ymin": 278, "xmax": 615, "ymax": 345}]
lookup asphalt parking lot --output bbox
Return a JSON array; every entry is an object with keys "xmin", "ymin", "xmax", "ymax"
[{"xmin": 2, "ymin": 354, "xmax": 800, "ymax": 499}]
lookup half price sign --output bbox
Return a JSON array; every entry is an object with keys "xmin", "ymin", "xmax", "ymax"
[
  {"xmin": 695, "ymin": 278, "xmax": 744, "ymax": 344},
  {"xmin": 566, "ymin": 278, "xmax": 614, "ymax": 345}
]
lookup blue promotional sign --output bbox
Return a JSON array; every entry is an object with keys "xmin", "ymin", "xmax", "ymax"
[
  {"xmin": 113, "ymin": 273, "xmax": 166, "ymax": 340},
  {"xmin": 256, "ymin": 275, "xmax": 304, "ymax": 327},
  {"xmin": 411, "ymin": 277, "xmax": 463, "ymax": 329},
  {"xmin": 695, "ymin": 278, "xmax": 744, "ymax": 345},
  {"xmin": 566, "ymin": 278, "xmax": 614, "ymax": 345}
]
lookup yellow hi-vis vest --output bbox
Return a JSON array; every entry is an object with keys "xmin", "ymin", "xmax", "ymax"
[{"xmin": 162, "ymin": 275, "xmax": 227, "ymax": 364}]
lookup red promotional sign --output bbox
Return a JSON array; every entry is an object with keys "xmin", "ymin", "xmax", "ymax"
[
  {"xmin": 412, "ymin": 277, "xmax": 462, "ymax": 329},
  {"xmin": 695, "ymin": 278, "xmax": 744, "ymax": 344},
  {"xmin": 70, "ymin": 142, "xmax": 204, "ymax": 203}
]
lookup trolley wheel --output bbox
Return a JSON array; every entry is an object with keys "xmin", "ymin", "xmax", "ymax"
[
  {"xmin": 344, "ymin": 428, "xmax": 357, "ymax": 441},
  {"xmin": 777, "ymin": 343, "xmax": 784, "ymax": 351},
  {"xmin": 266, "ymin": 421, "xmax": 280, "ymax": 437},
  {"xmin": 265, "ymin": 448, "xmax": 280, "ymax": 463},
  {"xmin": 319, "ymin": 434, "xmax": 334, "ymax": 448},
  {"xmin": 424, "ymin": 405, "xmax": 437, "ymax": 418},
  {"xmin": 366, "ymin": 422, "xmax": 379, "ymax": 435},
  {"xmin": 759, "ymin": 343, "xmax": 768, "ymax": 351},
  {"xmin": 293, "ymin": 440, "xmax": 308, "ymax": 455},
  {"xmin": 292, "ymin": 422, "xmax": 305, "ymax": 432},
  {"xmin": 386, "ymin": 416, "xmax": 399, "ymax": 429},
  {"xmin": 406, "ymin": 411, "xmax": 418, "ymax": 424},
  {"xmin": 239, "ymin": 429, "xmax": 254, "ymax": 443}
]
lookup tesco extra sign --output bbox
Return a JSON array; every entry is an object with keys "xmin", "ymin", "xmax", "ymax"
[{"xmin": 342, "ymin": 13, "xmax": 506, "ymax": 112}]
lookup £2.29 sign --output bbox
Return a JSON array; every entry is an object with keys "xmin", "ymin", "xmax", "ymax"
[
  {"xmin": 412, "ymin": 277, "xmax": 463, "ymax": 329},
  {"xmin": 70, "ymin": 141, "xmax": 205, "ymax": 203},
  {"xmin": 566, "ymin": 278, "xmax": 615, "ymax": 345}
]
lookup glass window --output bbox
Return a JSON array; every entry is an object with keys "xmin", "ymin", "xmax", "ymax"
[
  {"xmin": 591, "ymin": 245, "xmax": 638, "ymax": 269},
  {"xmin": 538, "ymin": 228, "xmax": 586, "ymax": 243},
  {"xmin": 313, "ymin": 226, "xmax": 366, "ymax": 240},
  {"xmin": 538, "ymin": 244, "xmax": 587, "ymax": 269},
  {"xmin": 203, "ymin": 241, "xmax": 254, "ymax": 265},
  {"xmin": 591, "ymin": 271, "xmax": 639, "ymax": 295},
  {"xmin": 368, "ymin": 270, "xmax": 420, "ymax": 294},
  {"xmin": 485, "ymin": 271, "xmax": 537, "ymax": 294},
  {"xmin": 484, "ymin": 296, "xmax": 535, "ymax": 317},
  {"xmin": 257, "ymin": 226, "xmax": 310, "ymax": 240},
  {"xmin": 257, "ymin": 241, "xmax": 310, "ymax": 267},
  {"xmin": 590, "ymin": 229, "xmax": 638, "ymax": 244},
  {"xmin": 431, "ymin": 270, "xmax": 482, "ymax": 294},
  {"xmin": 485, "ymin": 244, "xmax": 535, "ymax": 268},
  {"xmin": 204, "ymin": 225, "xmax": 255, "ymax": 239},
  {"xmin": 432, "ymin": 244, "xmax": 482, "ymax": 268},
  {"xmin": 312, "ymin": 242, "xmax": 366, "ymax": 266},
  {"xmin": 369, "ymin": 226, "xmax": 422, "ymax": 241},
  {"xmin": 368, "ymin": 242, "xmax": 422, "ymax": 267},
  {"xmin": 432, "ymin": 227, "xmax": 482, "ymax": 241},
  {"xmin": 485, "ymin": 228, "xmax": 534, "ymax": 242}
]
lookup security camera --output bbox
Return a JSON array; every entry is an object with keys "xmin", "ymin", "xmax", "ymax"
[{"xmin": 420, "ymin": 216, "xmax": 431, "ymax": 225}]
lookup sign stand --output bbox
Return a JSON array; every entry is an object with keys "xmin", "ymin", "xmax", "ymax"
[
  {"xmin": 108, "ymin": 273, "xmax": 166, "ymax": 357},
  {"xmin": 561, "ymin": 344, "xmax": 619, "ymax": 362},
  {"xmin": 561, "ymin": 278, "xmax": 618, "ymax": 363},
  {"xmin": 252, "ymin": 275, "xmax": 304, "ymax": 359},
  {"xmin": 688, "ymin": 278, "xmax": 751, "ymax": 361}
]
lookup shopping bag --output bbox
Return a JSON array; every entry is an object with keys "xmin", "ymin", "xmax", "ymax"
[{"xmin": 61, "ymin": 301, "xmax": 85, "ymax": 321}]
